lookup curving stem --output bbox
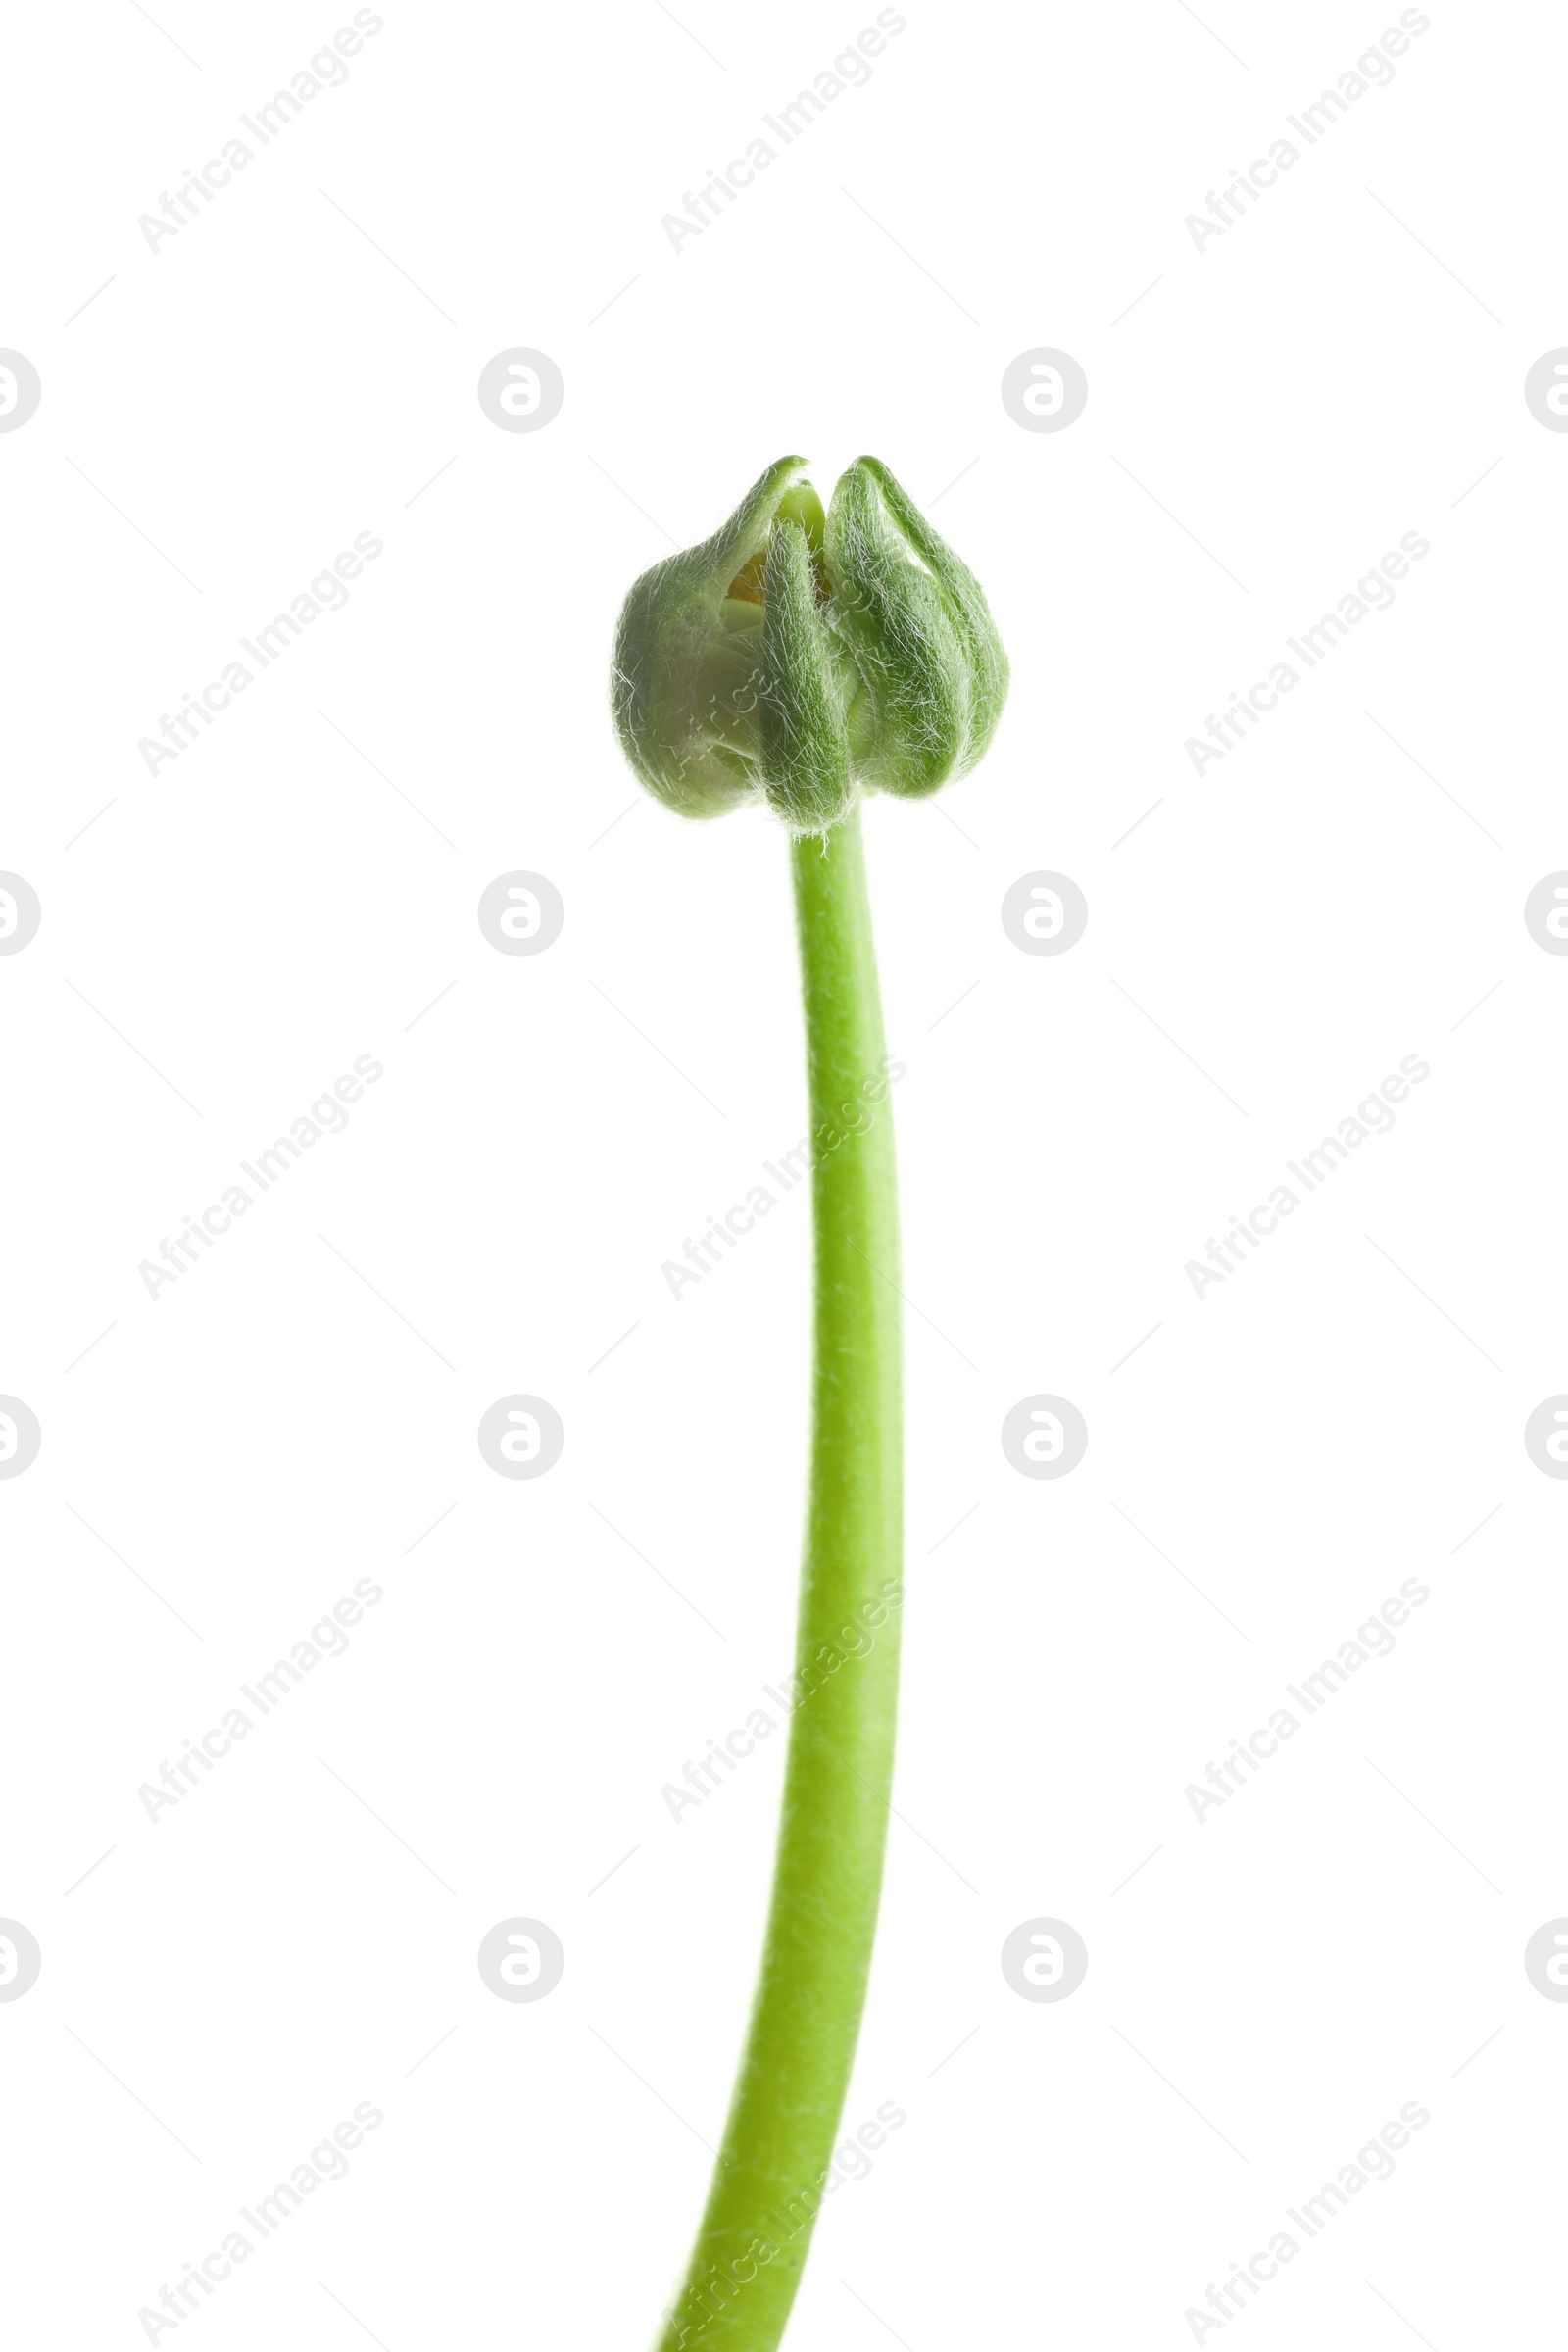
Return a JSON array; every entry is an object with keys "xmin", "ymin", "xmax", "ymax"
[{"xmin": 657, "ymin": 799, "xmax": 905, "ymax": 2352}]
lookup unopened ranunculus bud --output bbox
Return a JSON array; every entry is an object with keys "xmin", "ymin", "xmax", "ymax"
[{"xmin": 611, "ymin": 454, "xmax": 1007, "ymax": 836}]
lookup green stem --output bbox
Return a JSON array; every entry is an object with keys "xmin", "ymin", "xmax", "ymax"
[{"xmin": 657, "ymin": 801, "xmax": 904, "ymax": 2352}]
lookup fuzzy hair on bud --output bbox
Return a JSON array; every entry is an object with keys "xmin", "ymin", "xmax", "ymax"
[{"xmin": 610, "ymin": 454, "xmax": 1008, "ymax": 837}]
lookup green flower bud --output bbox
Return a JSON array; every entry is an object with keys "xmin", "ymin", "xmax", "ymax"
[
  {"xmin": 611, "ymin": 454, "xmax": 1007, "ymax": 836},
  {"xmin": 825, "ymin": 456, "xmax": 1009, "ymax": 800}
]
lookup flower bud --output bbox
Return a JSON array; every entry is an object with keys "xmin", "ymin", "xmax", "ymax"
[
  {"xmin": 824, "ymin": 456, "xmax": 1009, "ymax": 800},
  {"xmin": 611, "ymin": 454, "xmax": 1007, "ymax": 836}
]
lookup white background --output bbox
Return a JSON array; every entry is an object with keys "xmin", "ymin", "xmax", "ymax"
[{"xmin": 2, "ymin": 1, "xmax": 1564, "ymax": 2344}]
